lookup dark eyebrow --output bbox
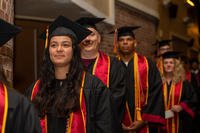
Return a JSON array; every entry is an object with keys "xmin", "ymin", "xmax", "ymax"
[{"xmin": 61, "ymin": 40, "xmax": 72, "ymax": 44}]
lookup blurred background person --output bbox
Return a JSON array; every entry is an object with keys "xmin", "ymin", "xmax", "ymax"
[{"xmin": 190, "ymin": 58, "xmax": 200, "ymax": 133}]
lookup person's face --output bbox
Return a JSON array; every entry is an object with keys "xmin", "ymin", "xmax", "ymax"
[
  {"xmin": 163, "ymin": 58, "xmax": 175, "ymax": 73},
  {"xmin": 49, "ymin": 36, "xmax": 73, "ymax": 67},
  {"xmin": 158, "ymin": 45, "xmax": 171, "ymax": 55},
  {"xmin": 117, "ymin": 35, "xmax": 136, "ymax": 55},
  {"xmin": 80, "ymin": 27, "xmax": 100, "ymax": 54}
]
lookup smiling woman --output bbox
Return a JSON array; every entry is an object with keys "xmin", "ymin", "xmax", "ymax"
[
  {"xmin": 161, "ymin": 51, "xmax": 198, "ymax": 133},
  {"xmin": 25, "ymin": 15, "xmax": 115, "ymax": 133},
  {"xmin": 163, "ymin": 58, "xmax": 175, "ymax": 75},
  {"xmin": 49, "ymin": 36, "xmax": 73, "ymax": 69}
]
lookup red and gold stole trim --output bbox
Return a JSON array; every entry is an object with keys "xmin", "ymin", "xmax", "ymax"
[
  {"xmin": 122, "ymin": 53, "xmax": 149, "ymax": 132},
  {"xmin": 92, "ymin": 51, "xmax": 110, "ymax": 87},
  {"xmin": 122, "ymin": 102, "xmax": 133, "ymax": 126},
  {"xmin": 31, "ymin": 80, "xmax": 48, "ymax": 133},
  {"xmin": 31, "ymin": 80, "xmax": 40, "ymax": 100},
  {"xmin": 134, "ymin": 53, "xmax": 149, "ymax": 121},
  {"xmin": 31, "ymin": 72, "xmax": 87, "ymax": 133},
  {"xmin": 157, "ymin": 57, "xmax": 163, "ymax": 75},
  {"xmin": 0, "ymin": 82, "xmax": 8, "ymax": 133},
  {"xmin": 163, "ymin": 81, "xmax": 183, "ymax": 133},
  {"xmin": 67, "ymin": 72, "xmax": 86, "ymax": 133}
]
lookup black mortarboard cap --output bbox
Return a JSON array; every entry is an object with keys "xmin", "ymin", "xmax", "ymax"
[
  {"xmin": 162, "ymin": 51, "xmax": 181, "ymax": 59},
  {"xmin": 157, "ymin": 39, "xmax": 172, "ymax": 48},
  {"xmin": 75, "ymin": 17, "xmax": 105, "ymax": 29},
  {"xmin": 41, "ymin": 15, "xmax": 92, "ymax": 44},
  {"xmin": 110, "ymin": 26, "xmax": 140, "ymax": 39},
  {"xmin": 108, "ymin": 26, "xmax": 140, "ymax": 54},
  {"xmin": 0, "ymin": 18, "xmax": 21, "ymax": 46}
]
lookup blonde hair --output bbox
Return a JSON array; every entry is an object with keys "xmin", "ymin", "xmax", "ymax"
[{"xmin": 162, "ymin": 58, "xmax": 185, "ymax": 83}]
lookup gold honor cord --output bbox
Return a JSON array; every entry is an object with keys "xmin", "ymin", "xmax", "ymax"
[
  {"xmin": 134, "ymin": 53, "xmax": 142, "ymax": 121},
  {"xmin": 113, "ymin": 28, "xmax": 118, "ymax": 54},
  {"xmin": 1, "ymin": 84, "xmax": 8, "ymax": 133},
  {"xmin": 45, "ymin": 27, "xmax": 49, "ymax": 48},
  {"xmin": 67, "ymin": 71, "xmax": 86, "ymax": 133}
]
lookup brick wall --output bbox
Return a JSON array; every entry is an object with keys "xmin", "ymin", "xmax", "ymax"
[
  {"xmin": 99, "ymin": 1, "xmax": 158, "ymax": 58},
  {"xmin": 0, "ymin": 0, "xmax": 14, "ymax": 86}
]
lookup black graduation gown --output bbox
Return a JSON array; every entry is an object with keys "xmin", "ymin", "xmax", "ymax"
[
  {"xmin": 121, "ymin": 57, "xmax": 165, "ymax": 128},
  {"xmin": 82, "ymin": 55, "xmax": 126, "ymax": 133},
  {"xmin": 5, "ymin": 87, "xmax": 41, "ymax": 133},
  {"xmin": 25, "ymin": 73, "xmax": 114, "ymax": 133},
  {"xmin": 166, "ymin": 80, "xmax": 198, "ymax": 133},
  {"xmin": 190, "ymin": 71, "xmax": 200, "ymax": 110}
]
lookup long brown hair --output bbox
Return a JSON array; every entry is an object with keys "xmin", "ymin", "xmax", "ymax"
[{"xmin": 33, "ymin": 35, "xmax": 84, "ymax": 117}]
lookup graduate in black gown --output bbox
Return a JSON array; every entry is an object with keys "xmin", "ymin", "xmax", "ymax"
[
  {"xmin": 76, "ymin": 17, "xmax": 126, "ymax": 133},
  {"xmin": 189, "ymin": 59, "xmax": 200, "ymax": 133},
  {"xmin": 25, "ymin": 15, "xmax": 114, "ymax": 133},
  {"xmin": 111, "ymin": 26, "xmax": 165, "ymax": 133},
  {"xmin": 161, "ymin": 51, "xmax": 198, "ymax": 133},
  {"xmin": 0, "ymin": 18, "xmax": 41, "ymax": 133}
]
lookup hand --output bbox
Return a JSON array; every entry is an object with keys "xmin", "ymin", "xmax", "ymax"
[
  {"xmin": 131, "ymin": 121, "xmax": 147, "ymax": 131},
  {"xmin": 171, "ymin": 105, "xmax": 183, "ymax": 113},
  {"xmin": 122, "ymin": 123, "xmax": 135, "ymax": 131},
  {"xmin": 122, "ymin": 121, "xmax": 147, "ymax": 132}
]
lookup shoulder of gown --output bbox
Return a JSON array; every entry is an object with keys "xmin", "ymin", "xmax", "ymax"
[
  {"xmin": 6, "ymin": 87, "xmax": 41, "ymax": 133},
  {"xmin": 83, "ymin": 72, "xmax": 116, "ymax": 133}
]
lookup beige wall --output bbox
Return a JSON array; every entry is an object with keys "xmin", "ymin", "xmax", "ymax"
[
  {"xmin": 73, "ymin": 0, "xmax": 115, "ymax": 24},
  {"xmin": 0, "ymin": 0, "xmax": 14, "ymax": 86},
  {"xmin": 85, "ymin": 0, "xmax": 110, "ymax": 15},
  {"xmin": 118, "ymin": 0, "xmax": 159, "ymax": 18}
]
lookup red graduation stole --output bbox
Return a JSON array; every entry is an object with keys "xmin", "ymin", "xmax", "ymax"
[
  {"xmin": 92, "ymin": 51, "xmax": 110, "ymax": 87},
  {"xmin": 157, "ymin": 57, "xmax": 163, "ymax": 75},
  {"xmin": 0, "ymin": 82, "xmax": 8, "ymax": 133},
  {"xmin": 122, "ymin": 53, "xmax": 149, "ymax": 133},
  {"xmin": 31, "ymin": 72, "xmax": 87, "ymax": 133},
  {"xmin": 163, "ymin": 81, "xmax": 183, "ymax": 133}
]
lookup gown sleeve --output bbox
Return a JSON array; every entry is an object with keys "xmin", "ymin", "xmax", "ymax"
[
  {"xmin": 179, "ymin": 80, "xmax": 198, "ymax": 118},
  {"xmin": 84, "ymin": 73, "xmax": 115, "ymax": 133},
  {"xmin": 24, "ymin": 82, "xmax": 35, "ymax": 99},
  {"xmin": 109, "ymin": 57, "xmax": 126, "ymax": 121},
  {"xmin": 86, "ymin": 56, "xmax": 126, "ymax": 133},
  {"xmin": 141, "ymin": 58, "xmax": 165, "ymax": 125},
  {"xmin": 6, "ymin": 88, "xmax": 41, "ymax": 133}
]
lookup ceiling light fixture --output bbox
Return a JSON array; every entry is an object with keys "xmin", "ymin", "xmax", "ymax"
[{"xmin": 187, "ymin": 0, "xmax": 195, "ymax": 6}]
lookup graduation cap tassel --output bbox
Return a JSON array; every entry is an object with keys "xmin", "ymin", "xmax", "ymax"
[
  {"xmin": 113, "ymin": 29, "xmax": 118, "ymax": 54},
  {"xmin": 45, "ymin": 27, "xmax": 49, "ymax": 48}
]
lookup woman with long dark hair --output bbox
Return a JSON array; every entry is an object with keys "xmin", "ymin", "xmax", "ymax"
[{"xmin": 25, "ymin": 15, "xmax": 113, "ymax": 133}]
